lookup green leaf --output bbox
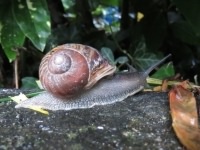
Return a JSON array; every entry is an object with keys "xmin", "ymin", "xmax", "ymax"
[
  {"xmin": 100, "ymin": 47, "xmax": 115, "ymax": 65},
  {"xmin": 151, "ymin": 62, "xmax": 175, "ymax": 79},
  {"xmin": 0, "ymin": 7, "xmax": 25, "ymax": 62},
  {"xmin": 61, "ymin": 0, "xmax": 75, "ymax": 10},
  {"xmin": 21, "ymin": 77, "xmax": 40, "ymax": 89},
  {"xmin": 173, "ymin": 0, "xmax": 200, "ymax": 35},
  {"xmin": 133, "ymin": 40, "xmax": 161, "ymax": 71},
  {"xmin": 115, "ymin": 56, "xmax": 128, "ymax": 64},
  {"xmin": 12, "ymin": 0, "xmax": 51, "ymax": 51},
  {"xmin": 0, "ymin": 2, "xmax": 9, "ymax": 44},
  {"xmin": 101, "ymin": 0, "xmax": 119, "ymax": 6}
]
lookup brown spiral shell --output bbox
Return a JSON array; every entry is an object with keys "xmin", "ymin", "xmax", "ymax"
[{"xmin": 39, "ymin": 44, "xmax": 116, "ymax": 98}]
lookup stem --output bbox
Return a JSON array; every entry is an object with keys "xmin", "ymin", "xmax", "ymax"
[
  {"xmin": 0, "ymin": 88, "xmax": 44, "ymax": 102},
  {"xmin": 109, "ymin": 26, "xmax": 134, "ymax": 64},
  {"xmin": 14, "ymin": 54, "xmax": 19, "ymax": 89}
]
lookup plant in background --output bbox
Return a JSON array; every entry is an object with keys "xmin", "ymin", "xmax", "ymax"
[
  {"xmin": 0, "ymin": 0, "xmax": 50, "ymax": 62},
  {"xmin": 0, "ymin": 0, "xmax": 200, "ymax": 88}
]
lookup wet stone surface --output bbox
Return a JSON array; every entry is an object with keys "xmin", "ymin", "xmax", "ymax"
[{"xmin": 0, "ymin": 92, "xmax": 182, "ymax": 150}]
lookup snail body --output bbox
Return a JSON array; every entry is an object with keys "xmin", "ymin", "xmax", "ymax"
[
  {"xmin": 15, "ymin": 44, "xmax": 171, "ymax": 111},
  {"xmin": 16, "ymin": 72, "xmax": 145, "ymax": 111}
]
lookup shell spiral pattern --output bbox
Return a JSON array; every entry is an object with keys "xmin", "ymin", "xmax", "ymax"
[{"xmin": 39, "ymin": 44, "xmax": 116, "ymax": 98}]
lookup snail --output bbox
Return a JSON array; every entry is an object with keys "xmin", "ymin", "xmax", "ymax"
[{"xmin": 15, "ymin": 44, "xmax": 171, "ymax": 111}]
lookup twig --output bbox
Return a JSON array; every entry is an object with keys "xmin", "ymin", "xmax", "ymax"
[
  {"xmin": 14, "ymin": 52, "xmax": 19, "ymax": 89},
  {"xmin": 109, "ymin": 25, "xmax": 134, "ymax": 64}
]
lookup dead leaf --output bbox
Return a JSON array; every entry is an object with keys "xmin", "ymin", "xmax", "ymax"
[
  {"xmin": 11, "ymin": 93, "xmax": 49, "ymax": 115},
  {"xmin": 161, "ymin": 80, "xmax": 168, "ymax": 92},
  {"xmin": 169, "ymin": 85, "xmax": 200, "ymax": 150}
]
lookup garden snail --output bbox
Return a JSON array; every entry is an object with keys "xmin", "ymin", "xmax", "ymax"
[{"xmin": 15, "ymin": 44, "xmax": 171, "ymax": 111}]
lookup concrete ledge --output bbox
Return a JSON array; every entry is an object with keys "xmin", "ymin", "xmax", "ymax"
[{"xmin": 0, "ymin": 92, "xmax": 182, "ymax": 149}]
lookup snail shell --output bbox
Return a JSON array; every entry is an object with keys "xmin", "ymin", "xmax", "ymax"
[
  {"xmin": 15, "ymin": 45, "xmax": 171, "ymax": 111},
  {"xmin": 39, "ymin": 44, "xmax": 116, "ymax": 98}
]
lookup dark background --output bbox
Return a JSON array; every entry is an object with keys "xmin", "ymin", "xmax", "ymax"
[{"xmin": 0, "ymin": 0, "xmax": 200, "ymax": 88}]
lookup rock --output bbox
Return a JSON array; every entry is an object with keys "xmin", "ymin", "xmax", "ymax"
[{"xmin": 0, "ymin": 92, "xmax": 183, "ymax": 149}]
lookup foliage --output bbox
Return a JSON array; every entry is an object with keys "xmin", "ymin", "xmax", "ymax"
[
  {"xmin": 0, "ymin": 0, "xmax": 50, "ymax": 62},
  {"xmin": 151, "ymin": 63, "xmax": 175, "ymax": 79},
  {"xmin": 0, "ymin": 0, "xmax": 200, "ymax": 87},
  {"xmin": 21, "ymin": 77, "xmax": 40, "ymax": 89}
]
